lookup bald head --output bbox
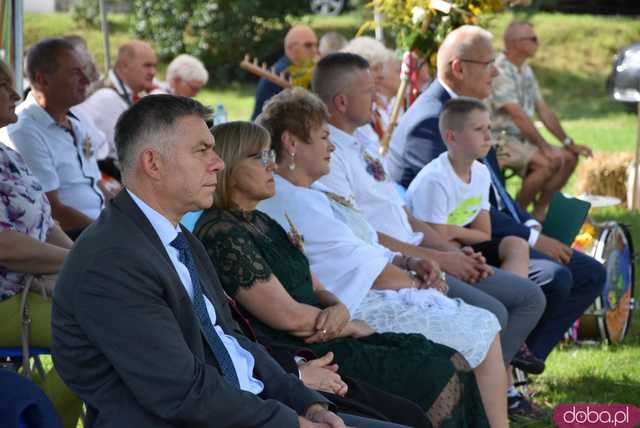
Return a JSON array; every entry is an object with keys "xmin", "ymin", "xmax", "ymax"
[
  {"xmin": 504, "ymin": 21, "xmax": 533, "ymax": 45},
  {"xmin": 436, "ymin": 25, "xmax": 493, "ymax": 75},
  {"xmin": 434, "ymin": 25, "xmax": 497, "ymax": 99},
  {"xmin": 503, "ymin": 21, "xmax": 538, "ymax": 61},
  {"xmin": 114, "ymin": 40, "xmax": 157, "ymax": 93},
  {"xmin": 284, "ymin": 25, "xmax": 318, "ymax": 66}
]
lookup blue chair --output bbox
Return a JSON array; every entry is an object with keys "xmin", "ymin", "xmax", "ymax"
[
  {"xmin": 0, "ymin": 368, "xmax": 63, "ymax": 428},
  {"xmin": 180, "ymin": 210, "xmax": 204, "ymax": 232}
]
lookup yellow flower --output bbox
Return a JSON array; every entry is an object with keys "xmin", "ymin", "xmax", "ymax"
[{"xmin": 574, "ymin": 232, "xmax": 594, "ymax": 248}]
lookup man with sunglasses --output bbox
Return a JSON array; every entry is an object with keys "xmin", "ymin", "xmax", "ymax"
[
  {"xmin": 488, "ymin": 21, "xmax": 592, "ymax": 220},
  {"xmin": 251, "ymin": 25, "xmax": 319, "ymax": 120}
]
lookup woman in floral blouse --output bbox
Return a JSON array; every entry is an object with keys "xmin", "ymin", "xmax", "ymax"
[{"xmin": 0, "ymin": 60, "xmax": 81, "ymax": 427}]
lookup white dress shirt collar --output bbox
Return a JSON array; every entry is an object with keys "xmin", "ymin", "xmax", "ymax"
[
  {"xmin": 329, "ymin": 123, "xmax": 358, "ymax": 147},
  {"xmin": 439, "ymin": 79, "xmax": 458, "ymax": 99},
  {"xmin": 21, "ymin": 93, "xmax": 77, "ymax": 129},
  {"xmin": 126, "ymin": 189, "xmax": 180, "ymax": 246},
  {"xmin": 126, "ymin": 189, "xmax": 265, "ymax": 394}
]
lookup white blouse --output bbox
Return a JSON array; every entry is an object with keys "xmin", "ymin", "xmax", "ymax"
[{"xmin": 258, "ymin": 175, "xmax": 394, "ymax": 314}]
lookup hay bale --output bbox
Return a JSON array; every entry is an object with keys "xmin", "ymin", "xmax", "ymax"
[{"xmin": 574, "ymin": 151, "xmax": 633, "ymax": 204}]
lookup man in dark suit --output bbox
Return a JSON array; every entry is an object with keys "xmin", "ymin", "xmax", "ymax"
[
  {"xmin": 51, "ymin": 94, "xmax": 407, "ymax": 428},
  {"xmin": 388, "ymin": 24, "xmax": 605, "ymax": 416}
]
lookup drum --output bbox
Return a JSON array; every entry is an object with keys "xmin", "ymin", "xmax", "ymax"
[{"xmin": 572, "ymin": 221, "xmax": 636, "ymax": 343}]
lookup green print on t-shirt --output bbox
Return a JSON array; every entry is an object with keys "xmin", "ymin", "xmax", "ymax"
[{"xmin": 448, "ymin": 197, "xmax": 482, "ymax": 225}]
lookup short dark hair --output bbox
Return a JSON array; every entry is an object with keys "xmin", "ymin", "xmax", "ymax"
[
  {"xmin": 115, "ymin": 94, "xmax": 212, "ymax": 175},
  {"xmin": 439, "ymin": 97, "xmax": 488, "ymax": 138},
  {"xmin": 312, "ymin": 52, "xmax": 369, "ymax": 105},
  {"xmin": 256, "ymin": 87, "xmax": 328, "ymax": 161},
  {"xmin": 26, "ymin": 38, "xmax": 75, "ymax": 81}
]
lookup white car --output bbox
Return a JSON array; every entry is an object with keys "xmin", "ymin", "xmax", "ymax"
[{"xmin": 310, "ymin": 0, "xmax": 346, "ymax": 16}]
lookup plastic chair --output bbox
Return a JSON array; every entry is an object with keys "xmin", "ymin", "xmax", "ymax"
[
  {"xmin": 0, "ymin": 347, "xmax": 50, "ymax": 380},
  {"xmin": 180, "ymin": 210, "xmax": 204, "ymax": 232},
  {"xmin": 0, "ymin": 367, "xmax": 64, "ymax": 428}
]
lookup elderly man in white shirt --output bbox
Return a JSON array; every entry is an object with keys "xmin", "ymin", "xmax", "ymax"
[
  {"xmin": 79, "ymin": 40, "xmax": 157, "ymax": 165},
  {"xmin": 312, "ymin": 52, "xmax": 546, "ymax": 375},
  {"xmin": 5, "ymin": 38, "xmax": 106, "ymax": 238}
]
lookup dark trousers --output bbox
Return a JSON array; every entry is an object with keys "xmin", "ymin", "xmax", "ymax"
[{"xmin": 526, "ymin": 248, "xmax": 606, "ymax": 360}]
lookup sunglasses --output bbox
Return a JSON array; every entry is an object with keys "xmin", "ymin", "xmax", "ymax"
[
  {"xmin": 248, "ymin": 149, "xmax": 276, "ymax": 167},
  {"xmin": 517, "ymin": 36, "xmax": 538, "ymax": 43}
]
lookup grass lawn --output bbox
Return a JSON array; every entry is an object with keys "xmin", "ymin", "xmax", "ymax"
[{"xmin": 24, "ymin": 8, "xmax": 640, "ymax": 424}]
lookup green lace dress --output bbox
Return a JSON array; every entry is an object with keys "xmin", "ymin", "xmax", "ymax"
[{"xmin": 195, "ymin": 208, "xmax": 490, "ymax": 428}]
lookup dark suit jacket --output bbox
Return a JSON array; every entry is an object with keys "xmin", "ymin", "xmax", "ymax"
[
  {"xmin": 392, "ymin": 79, "xmax": 535, "ymax": 241},
  {"xmin": 251, "ymin": 55, "xmax": 290, "ymax": 121},
  {"xmin": 52, "ymin": 190, "xmax": 327, "ymax": 428},
  {"xmin": 392, "ymin": 79, "xmax": 451, "ymax": 188}
]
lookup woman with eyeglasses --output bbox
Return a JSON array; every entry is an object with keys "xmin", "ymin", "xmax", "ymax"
[{"xmin": 195, "ymin": 120, "xmax": 491, "ymax": 428}]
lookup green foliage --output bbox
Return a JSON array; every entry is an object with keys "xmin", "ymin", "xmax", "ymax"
[
  {"xmin": 131, "ymin": 0, "xmax": 310, "ymax": 83},
  {"xmin": 70, "ymin": 0, "xmax": 102, "ymax": 27},
  {"xmin": 71, "ymin": 0, "xmax": 132, "ymax": 28}
]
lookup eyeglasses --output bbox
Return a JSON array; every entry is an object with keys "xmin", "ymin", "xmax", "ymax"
[
  {"xmin": 517, "ymin": 36, "xmax": 538, "ymax": 43},
  {"xmin": 302, "ymin": 41, "xmax": 318, "ymax": 49},
  {"xmin": 455, "ymin": 58, "xmax": 496, "ymax": 70},
  {"xmin": 248, "ymin": 149, "xmax": 276, "ymax": 167}
]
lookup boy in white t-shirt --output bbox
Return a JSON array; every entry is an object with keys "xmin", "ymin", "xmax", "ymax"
[{"xmin": 406, "ymin": 97, "xmax": 529, "ymax": 277}]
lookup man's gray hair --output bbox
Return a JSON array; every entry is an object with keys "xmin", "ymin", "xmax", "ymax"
[
  {"xmin": 115, "ymin": 94, "xmax": 212, "ymax": 176},
  {"xmin": 166, "ymin": 54, "xmax": 209, "ymax": 84}
]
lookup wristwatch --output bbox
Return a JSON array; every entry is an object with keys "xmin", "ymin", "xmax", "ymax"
[{"xmin": 562, "ymin": 137, "xmax": 574, "ymax": 147}]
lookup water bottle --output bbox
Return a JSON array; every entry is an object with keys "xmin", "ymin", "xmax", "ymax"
[{"xmin": 213, "ymin": 103, "xmax": 228, "ymax": 126}]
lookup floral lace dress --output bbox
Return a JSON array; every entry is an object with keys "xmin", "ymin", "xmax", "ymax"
[
  {"xmin": 0, "ymin": 144, "xmax": 54, "ymax": 301},
  {"xmin": 195, "ymin": 208, "xmax": 490, "ymax": 428}
]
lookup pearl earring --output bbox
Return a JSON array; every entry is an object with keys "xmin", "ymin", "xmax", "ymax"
[{"xmin": 288, "ymin": 152, "xmax": 296, "ymax": 171}]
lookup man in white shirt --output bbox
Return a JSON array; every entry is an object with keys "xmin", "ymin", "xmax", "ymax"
[
  {"xmin": 79, "ymin": 40, "xmax": 157, "ymax": 178},
  {"xmin": 311, "ymin": 52, "xmax": 545, "ymax": 377},
  {"xmin": 6, "ymin": 38, "xmax": 105, "ymax": 238}
]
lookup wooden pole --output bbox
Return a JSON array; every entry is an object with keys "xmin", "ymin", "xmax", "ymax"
[
  {"xmin": 379, "ymin": 51, "xmax": 412, "ymax": 156},
  {"xmin": 374, "ymin": 9, "xmax": 384, "ymax": 42}
]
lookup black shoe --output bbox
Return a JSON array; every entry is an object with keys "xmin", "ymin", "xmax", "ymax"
[
  {"xmin": 508, "ymin": 394, "xmax": 549, "ymax": 420},
  {"xmin": 512, "ymin": 345, "xmax": 546, "ymax": 375}
]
